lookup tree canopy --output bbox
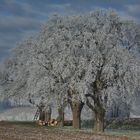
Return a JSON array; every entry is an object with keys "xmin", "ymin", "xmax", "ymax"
[{"xmin": 0, "ymin": 10, "xmax": 140, "ymax": 132}]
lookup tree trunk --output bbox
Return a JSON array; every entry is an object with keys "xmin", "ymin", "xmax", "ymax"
[
  {"xmin": 67, "ymin": 88, "xmax": 84, "ymax": 129},
  {"xmin": 45, "ymin": 111, "xmax": 51, "ymax": 122},
  {"xmin": 71, "ymin": 102, "xmax": 84, "ymax": 129},
  {"xmin": 94, "ymin": 109, "xmax": 105, "ymax": 132},
  {"xmin": 56, "ymin": 107, "xmax": 64, "ymax": 127},
  {"xmin": 85, "ymin": 94, "xmax": 105, "ymax": 132},
  {"xmin": 39, "ymin": 110, "xmax": 45, "ymax": 121}
]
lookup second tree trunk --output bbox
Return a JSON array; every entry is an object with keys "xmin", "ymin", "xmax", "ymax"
[
  {"xmin": 57, "ymin": 107, "xmax": 64, "ymax": 127},
  {"xmin": 71, "ymin": 102, "xmax": 84, "ymax": 129},
  {"xmin": 94, "ymin": 109, "xmax": 105, "ymax": 132}
]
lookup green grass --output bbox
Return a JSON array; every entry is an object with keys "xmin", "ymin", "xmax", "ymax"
[
  {"xmin": 0, "ymin": 121, "xmax": 42, "ymax": 128},
  {"xmin": 105, "ymin": 129, "xmax": 140, "ymax": 139},
  {"xmin": 0, "ymin": 121, "xmax": 65, "ymax": 130},
  {"xmin": 58, "ymin": 125, "xmax": 140, "ymax": 139}
]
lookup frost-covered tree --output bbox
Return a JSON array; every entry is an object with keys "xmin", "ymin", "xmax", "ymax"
[
  {"xmin": 31, "ymin": 11, "xmax": 140, "ymax": 131},
  {"xmin": 76, "ymin": 11, "xmax": 140, "ymax": 132},
  {"xmin": 1, "ymin": 41, "xmax": 31, "ymax": 100},
  {"xmin": 0, "ymin": 10, "xmax": 140, "ymax": 132}
]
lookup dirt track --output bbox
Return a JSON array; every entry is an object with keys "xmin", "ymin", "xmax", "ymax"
[{"xmin": 0, "ymin": 122, "xmax": 137, "ymax": 140}]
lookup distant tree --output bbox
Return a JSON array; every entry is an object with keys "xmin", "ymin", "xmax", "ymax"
[{"xmin": 108, "ymin": 96, "xmax": 132, "ymax": 119}]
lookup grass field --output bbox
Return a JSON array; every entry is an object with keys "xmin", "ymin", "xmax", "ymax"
[{"xmin": 0, "ymin": 121, "xmax": 140, "ymax": 140}]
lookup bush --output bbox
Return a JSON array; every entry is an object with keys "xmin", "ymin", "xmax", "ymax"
[
  {"xmin": 81, "ymin": 119, "xmax": 94, "ymax": 128},
  {"xmin": 106, "ymin": 118, "xmax": 140, "ymax": 130}
]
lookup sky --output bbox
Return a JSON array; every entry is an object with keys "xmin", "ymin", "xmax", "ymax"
[{"xmin": 0, "ymin": 0, "xmax": 140, "ymax": 62}]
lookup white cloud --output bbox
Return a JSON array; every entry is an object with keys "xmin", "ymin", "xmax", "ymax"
[{"xmin": 48, "ymin": 3, "xmax": 71, "ymax": 10}]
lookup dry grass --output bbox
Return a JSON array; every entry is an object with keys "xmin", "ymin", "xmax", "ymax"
[{"xmin": 0, "ymin": 121, "xmax": 139, "ymax": 140}]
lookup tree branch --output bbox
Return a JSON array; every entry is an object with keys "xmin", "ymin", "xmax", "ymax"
[{"xmin": 86, "ymin": 98, "xmax": 95, "ymax": 112}]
